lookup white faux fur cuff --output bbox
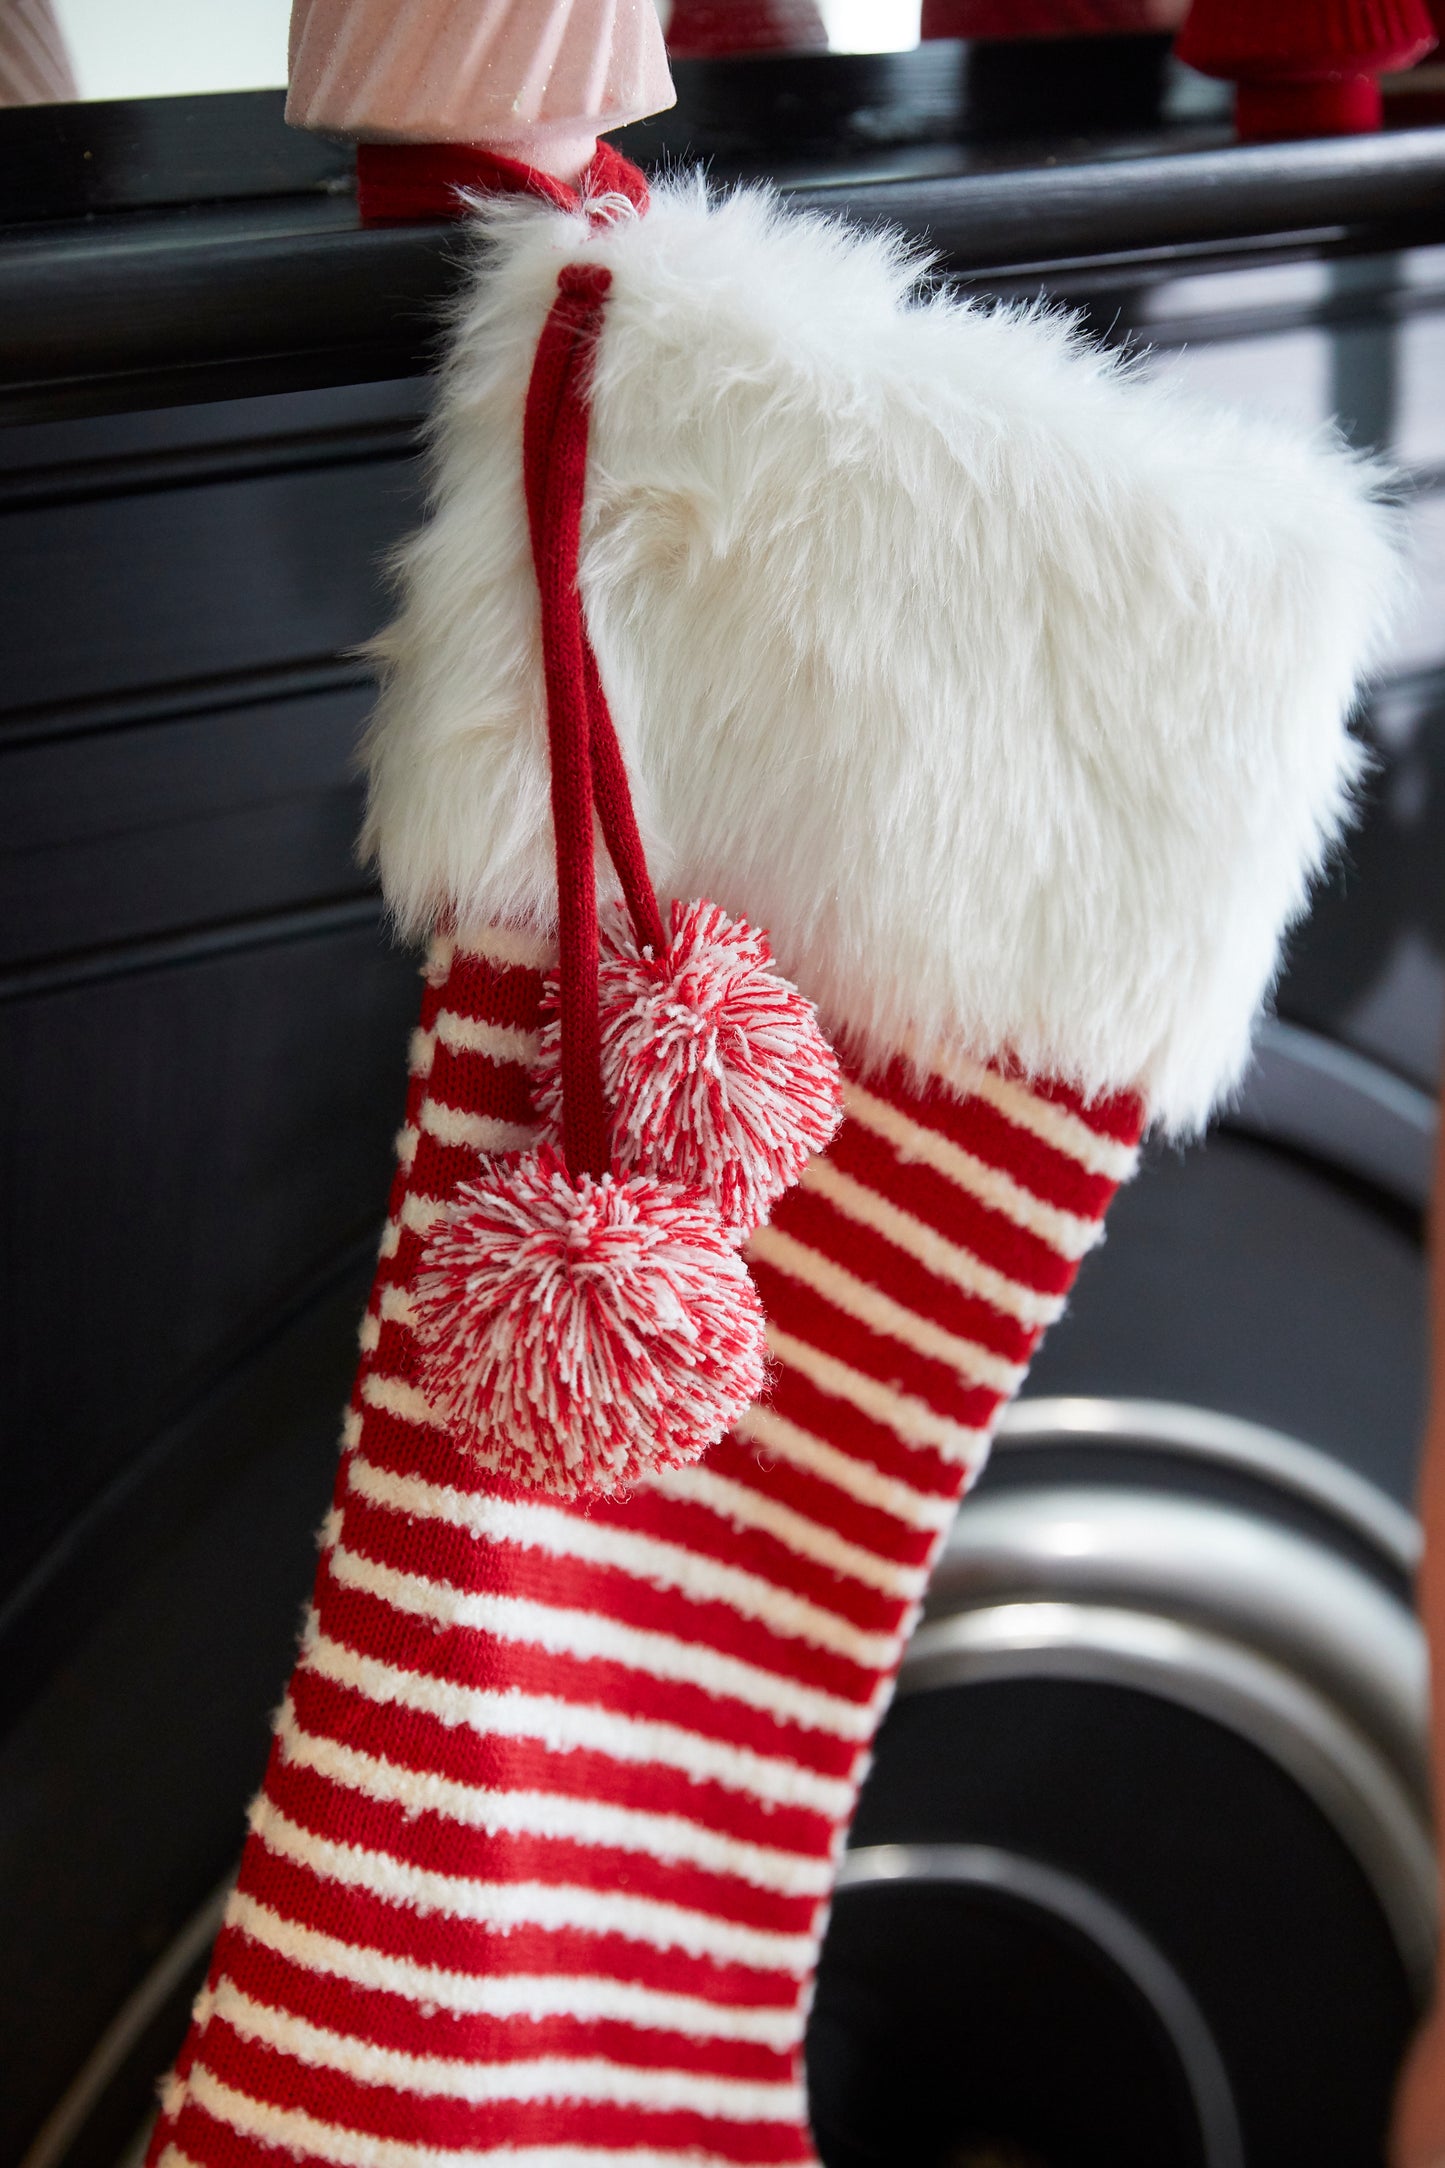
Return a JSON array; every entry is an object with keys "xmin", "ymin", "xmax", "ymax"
[{"xmin": 364, "ymin": 179, "xmax": 1403, "ymax": 1134}]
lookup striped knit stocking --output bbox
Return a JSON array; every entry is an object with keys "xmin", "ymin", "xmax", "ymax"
[{"xmin": 149, "ymin": 921, "xmax": 1141, "ymax": 2168}]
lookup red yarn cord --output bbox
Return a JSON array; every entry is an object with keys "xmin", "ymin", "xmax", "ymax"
[
  {"xmin": 522, "ymin": 264, "xmax": 665, "ymax": 1179},
  {"xmin": 586, "ymin": 643, "xmax": 668, "ymax": 960}
]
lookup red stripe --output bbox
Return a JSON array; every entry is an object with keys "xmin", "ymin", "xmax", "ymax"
[
  {"xmin": 827, "ymin": 1119, "xmax": 1078, "ymax": 1296},
  {"xmin": 286, "ymin": 1669, "xmax": 837, "ymax": 1859},
  {"xmin": 198, "ymin": 2023, "xmax": 809, "ymax": 2162},
  {"xmin": 867, "ymin": 1057, "xmax": 1122, "ymax": 1218},
  {"xmin": 336, "ymin": 1480, "xmax": 889, "ymax": 1700},
  {"xmin": 568, "ymin": 1484, "xmax": 914, "ymax": 1635},
  {"xmin": 320, "ymin": 1517, "xmax": 875, "ymax": 1734},
  {"xmin": 1006, "ymin": 1063, "xmax": 1145, "ymax": 1143},
  {"xmin": 314, "ymin": 1545, "xmax": 870, "ymax": 1773},
  {"xmin": 347, "ymin": 1408, "xmax": 902, "ymax": 1656},
  {"xmin": 406, "ymin": 1128, "xmax": 521, "ymax": 1208},
  {"xmin": 767, "ymin": 1182, "xmax": 1040, "ymax": 1365},
  {"xmin": 747, "ymin": 1258, "xmax": 1006, "ymax": 1433},
  {"xmin": 425, "ymin": 1042, "xmax": 537, "ymax": 1124},
  {"xmin": 212, "ymin": 1926, "xmax": 795, "ymax": 2082},
  {"xmin": 706, "ymin": 1433, "xmax": 936, "ymax": 1569},
  {"xmin": 261, "ymin": 1759, "xmax": 821, "ymax": 1936},
  {"xmin": 236, "ymin": 1844, "xmax": 804, "ymax": 2008},
  {"xmin": 370, "ymin": 1227, "xmax": 427, "ymax": 1300},
  {"xmin": 169, "ymin": 2100, "xmax": 310, "ymax": 2168},
  {"xmin": 368, "ymin": 1320, "xmax": 423, "ymax": 1387},
  {"xmin": 379, "ymin": 980, "xmax": 451, "ymax": 1215},
  {"xmin": 765, "ymin": 1364, "xmax": 971, "ymax": 1499},
  {"xmin": 441, "ymin": 948, "xmax": 547, "ymax": 1031}
]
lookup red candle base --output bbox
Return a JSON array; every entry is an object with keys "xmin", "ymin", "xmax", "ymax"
[{"xmin": 1234, "ymin": 71, "xmax": 1382, "ymax": 138}]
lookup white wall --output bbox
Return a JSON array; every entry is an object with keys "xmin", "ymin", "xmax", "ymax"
[
  {"xmin": 51, "ymin": 0, "xmax": 290, "ymax": 100},
  {"xmin": 48, "ymin": 0, "xmax": 923, "ymax": 104},
  {"xmin": 818, "ymin": 1, "xmax": 921, "ymax": 50}
]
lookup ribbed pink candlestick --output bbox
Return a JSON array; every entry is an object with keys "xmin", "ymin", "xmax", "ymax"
[{"xmin": 286, "ymin": 0, "xmax": 675, "ymax": 178}]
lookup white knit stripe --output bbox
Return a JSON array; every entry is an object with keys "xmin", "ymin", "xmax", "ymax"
[
  {"xmin": 928, "ymin": 1046, "xmax": 1140, "ymax": 1181},
  {"xmin": 249, "ymin": 1802, "xmax": 819, "ymax": 1971},
  {"xmin": 395, "ymin": 1124, "xmax": 420, "ymax": 1169},
  {"xmin": 209, "ymin": 1983, "xmax": 806, "ymax": 2121},
  {"xmin": 844, "ymin": 1083, "xmax": 1103, "ymax": 1260},
  {"xmin": 172, "ymin": 2086, "xmax": 804, "ymax": 2168},
  {"xmin": 419, "ymin": 1097, "xmax": 539, "ymax": 1156},
  {"xmin": 434, "ymin": 1010, "xmax": 542, "ymax": 1065},
  {"xmin": 745, "ymin": 1224, "xmax": 1026, "ymax": 1395},
  {"xmin": 379, "ymin": 1216, "xmax": 401, "ymax": 1260},
  {"xmin": 301, "ymin": 1634, "xmax": 855, "ymax": 1817},
  {"xmin": 358, "ymin": 1314, "xmax": 382, "ymax": 1355},
  {"xmin": 275, "ymin": 1703, "xmax": 834, "ymax": 1895},
  {"xmin": 346, "ymin": 1454, "xmax": 898, "ymax": 1672},
  {"xmin": 380, "ymin": 1282, "xmax": 419, "ymax": 1329},
  {"xmin": 407, "ymin": 1025, "xmax": 438, "ymax": 1079},
  {"xmin": 643, "ymin": 1464, "xmax": 929, "ymax": 1601},
  {"xmin": 362, "ymin": 1369, "xmax": 445, "ymax": 1430},
  {"xmin": 401, "ymin": 1188, "xmax": 449, "ymax": 1236},
  {"xmin": 800, "ymin": 1157, "xmax": 1065, "ymax": 1330},
  {"xmin": 765, "ymin": 1330, "xmax": 989, "ymax": 1466},
  {"xmin": 325, "ymin": 1541, "xmax": 875, "ymax": 1741},
  {"xmin": 455, "ymin": 922, "xmax": 556, "ymax": 973},
  {"xmin": 342, "ymin": 1407, "xmax": 362, "ymax": 1452},
  {"xmin": 224, "ymin": 1893, "xmax": 806, "ymax": 2047},
  {"xmin": 732, "ymin": 1406, "xmax": 958, "ymax": 1533}
]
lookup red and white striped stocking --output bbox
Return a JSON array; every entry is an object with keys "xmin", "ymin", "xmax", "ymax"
[
  {"xmin": 142, "ymin": 113, "xmax": 1399, "ymax": 2168},
  {"xmin": 148, "ymin": 922, "xmax": 1140, "ymax": 2168}
]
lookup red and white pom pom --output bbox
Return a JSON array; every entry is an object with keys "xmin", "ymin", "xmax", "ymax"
[
  {"xmin": 411, "ymin": 1145, "xmax": 768, "ymax": 1495},
  {"xmin": 537, "ymin": 899, "xmax": 842, "ymax": 1241}
]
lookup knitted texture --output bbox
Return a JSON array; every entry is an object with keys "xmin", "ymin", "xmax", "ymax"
[
  {"xmin": 534, "ymin": 902, "xmax": 843, "ymax": 1243},
  {"xmin": 147, "ymin": 926, "xmax": 1141, "ymax": 2168},
  {"xmin": 412, "ymin": 1145, "xmax": 768, "ymax": 1494}
]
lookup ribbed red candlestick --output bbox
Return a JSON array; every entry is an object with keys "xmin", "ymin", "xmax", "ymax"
[
  {"xmin": 1175, "ymin": 0, "xmax": 1437, "ymax": 139},
  {"xmin": 665, "ymin": 0, "xmax": 828, "ymax": 57}
]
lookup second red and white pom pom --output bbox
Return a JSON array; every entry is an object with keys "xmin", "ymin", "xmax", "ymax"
[
  {"xmin": 537, "ymin": 899, "xmax": 842, "ymax": 1241},
  {"xmin": 411, "ymin": 1145, "xmax": 767, "ymax": 1495}
]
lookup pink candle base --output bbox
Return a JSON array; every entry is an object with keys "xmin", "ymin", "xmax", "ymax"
[{"xmin": 286, "ymin": 0, "xmax": 675, "ymax": 177}]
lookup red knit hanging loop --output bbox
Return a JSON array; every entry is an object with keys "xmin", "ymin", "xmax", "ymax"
[
  {"xmin": 519, "ymin": 261, "xmax": 667, "ymax": 1180},
  {"xmin": 413, "ymin": 242, "xmax": 832, "ymax": 1494},
  {"xmin": 519, "ymin": 263, "xmax": 841, "ymax": 1241},
  {"xmin": 356, "ymin": 139, "xmax": 650, "ymax": 224}
]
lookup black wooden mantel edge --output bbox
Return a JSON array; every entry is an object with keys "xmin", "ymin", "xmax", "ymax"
[{"xmin": 4, "ymin": 127, "xmax": 1445, "ymax": 419}]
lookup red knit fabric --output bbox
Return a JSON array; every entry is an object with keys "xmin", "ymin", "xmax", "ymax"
[
  {"xmin": 520, "ymin": 260, "xmax": 668, "ymax": 1179},
  {"xmin": 520, "ymin": 264, "xmax": 617, "ymax": 1181},
  {"xmin": 146, "ymin": 932, "xmax": 1143, "ymax": 2168},
  {"xmin": 355, "ymin": 141, "xmax": 650, "ymax": 226}
]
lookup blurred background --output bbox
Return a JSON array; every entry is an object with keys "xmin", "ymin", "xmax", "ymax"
[{"xmin": 3, "ymin": 5, "xmax": 1445, "ymax": 2166}]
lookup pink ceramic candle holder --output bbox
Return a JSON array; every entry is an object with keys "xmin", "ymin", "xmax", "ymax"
[{"xmin": 287, "ymin": 0, "xmax": 675, "ymax": 178}]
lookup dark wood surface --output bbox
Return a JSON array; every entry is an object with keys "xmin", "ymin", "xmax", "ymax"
[{"xmin": 6, "ymin": 126, "xmax": 1445, "ymax": 419}]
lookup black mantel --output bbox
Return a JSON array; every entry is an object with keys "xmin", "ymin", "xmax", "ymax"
[{"xmin": 3, "ymin": 83, "xmax": 1445, "ymax": 418}]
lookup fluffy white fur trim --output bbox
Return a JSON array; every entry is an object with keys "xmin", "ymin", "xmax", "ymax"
[{"xmin": 364, "ymin": 179, "xmax": 1403, "ymax": 1133}]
